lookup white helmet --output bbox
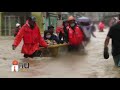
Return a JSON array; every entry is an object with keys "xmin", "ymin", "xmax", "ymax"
[{"xmin": 16, "ymin": 23, "xmax": 20, "ymax": 27}]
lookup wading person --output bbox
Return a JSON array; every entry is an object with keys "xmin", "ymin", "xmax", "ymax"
[
  {"xmin": 62, "ymin": 20, "xmax": 69, "ymax": 43},
  {"xmin": 56, "ymin": 25, "xmax": 64, "ymax": 42},
  {"xmin": 12, "ymin": 16, "xmax": 48, "ymax": 59},
  {"xmin": 104, "ymin": 14, "xmax": 120, "ymax": 67},
  {"xmin": 14, "ymin": 23, "xmax": 21, "ymax": 37},
  {"xmin": 56, "ymin": 20, "xmax": 69, "ymax": 43},
  {"xmin": 109, "ymin": 17, "xmax": 118, "ymax": 27},
  {"xmin": 98, "ymin": 21, "xmax": 105, "ymax": 32},
  {"xmin": 90, "ymin": 22, "xmax": 96, "ymax": 38},
  {"xmin": 67, "ymin": 16, "xmax": 84, "ymax": 52}
]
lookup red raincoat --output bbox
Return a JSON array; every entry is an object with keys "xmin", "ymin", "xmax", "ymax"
[
  {"xmin": 13, "ymin": 21, "xmax": 47, "ymax": 55},
  {"xmin": 98, "ymin": 22, "xmax": 105, "ymax": 31},
  {"xmin": 68, "ymin": 26, "xmax": 84, "ymax": 46}
]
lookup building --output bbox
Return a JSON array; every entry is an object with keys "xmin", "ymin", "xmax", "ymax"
[
  {"xmin": 42, "ymin": 12, "xmax": 58, "ymax": 31},
  {"xmin": 0, "ymin": 12, "xmax": 31, "ymax": 36},
  {"xmin": 0, "ymin": 12, "xmax": 60, "ymax": 36}
]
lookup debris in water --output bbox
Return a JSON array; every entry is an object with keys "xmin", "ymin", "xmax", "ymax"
[{"xmin": 3, "ymin": 57, "xmax": 7, "ymax": 60}]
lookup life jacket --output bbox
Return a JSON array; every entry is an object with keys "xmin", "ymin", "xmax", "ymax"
[
  {"xmin": 21, "ymin": 23, "xmax": 41, "ymax": 44},
  {"xmin": 68, "ymin": 26, "xmax": 84, "ymax": 46}
]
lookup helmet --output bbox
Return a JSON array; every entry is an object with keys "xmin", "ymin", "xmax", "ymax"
[
  {"xmin": 31, "ymin": 16, "xmax": 36, "ymax": 22},
  {"xmin": 68, "ymin": 16, "xmax": 75, "ymax": 21},
  {"xmin": 27, "ymin": 16, "xmax": 36, "ymax": 22},
  {"xmin": 16, "ymin": 23, "xmax": 20, "ymax": 27}
]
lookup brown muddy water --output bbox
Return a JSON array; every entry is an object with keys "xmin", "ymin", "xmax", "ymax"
[{"xmin": 0, "ymin": 27, "xmax": 120, "ymax": 78}]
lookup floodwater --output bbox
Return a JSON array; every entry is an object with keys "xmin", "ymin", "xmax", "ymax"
[{"xmin": 0, "ymin": 27, "xmax": 120, "ymax": 78}]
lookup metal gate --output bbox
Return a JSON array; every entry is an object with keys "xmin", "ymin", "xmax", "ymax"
[
  {"xmin": 43, "ymin": 17, "xmax": 49, "ymax": 31},
  {"xmin": 1, "ymin": 15, "xmax": 26, "ymax": 36},
  {"xmin": 49, "ymin": 16, "xmax": 57, "ymax": 30}
]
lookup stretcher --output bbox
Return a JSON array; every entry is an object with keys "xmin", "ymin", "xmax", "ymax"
[{"xmin": 40, "ymin": 43, "xmax": 69, "ymax": 57}]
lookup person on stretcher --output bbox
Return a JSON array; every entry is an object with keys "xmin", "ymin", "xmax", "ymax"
[{"xmin": 44, "ymin": 30, "xmax": 60, "ymax": 45}]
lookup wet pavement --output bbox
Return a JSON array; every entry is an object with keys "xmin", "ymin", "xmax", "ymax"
[{"xmin": 0, "ymin": 27, "xmax": 120, "ymax": 78}]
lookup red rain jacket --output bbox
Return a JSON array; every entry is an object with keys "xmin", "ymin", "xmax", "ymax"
[
  {"xmin": 68, "ymin": 26, "xmax": 84, "ymax": 46},
  {"xmin": 98, "ymin": 22, "xmax": 105, "ymax": 30},
  {"xmin": 13, "ymin": 22, "xmax": 47, "ymax": 55}
]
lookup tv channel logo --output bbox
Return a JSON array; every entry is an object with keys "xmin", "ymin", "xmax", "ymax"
[{"xmin": 11, "ymin": 60, "xmax": 29, "ymax": 72}]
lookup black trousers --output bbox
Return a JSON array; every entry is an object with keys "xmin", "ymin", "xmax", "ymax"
[
  {"xmin": 24, "ymin": 50, "xmax": 42, "ymax": 58},
  {"xmin": 68, "ymin": 45, "xmax": 80, "ymax": 52},
  {"xmin": 59, "ymin": 32, "xmax": 62, "ymax": 40}
]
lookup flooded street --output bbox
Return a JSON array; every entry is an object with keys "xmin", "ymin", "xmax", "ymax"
[{"xmin": 0, "ymin": 27, "xmax": 120, "ymax": 78}]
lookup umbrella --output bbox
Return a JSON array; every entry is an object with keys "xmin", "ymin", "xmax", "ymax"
[{"xmin": 77, "ymin": 16, "xmax": 91, "ymax": 23}]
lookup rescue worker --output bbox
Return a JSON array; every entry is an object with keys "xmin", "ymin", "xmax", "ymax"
[
  {"xmin": 104, "ymin": 14, "xmax": 120, "ymax": 67},
  {"xmin": 67, "ymin": 16, "xmax": 84, "ymax": 52},
  {"xmin": 14, "ymin": 23, "xmax": 21, "ymax": 37},
  {"xmin": 81, "ymin": 22, "xmax": 92, "ymax": 43},
  {"xmin": 56, "ymin": 25, "xmax": 64, "ymax": 42},
  {"xmin": 62, "ymin": 20, "xmax": 69, "ymax": 43},
  {"xmin": 12, "ymin": 16, "xmax": 48, "ymax": 59},
  {"xmin": 56, "ymin": 20, "xmax": 69, "ymax": 43},
  {"xmin": 98, "ymin": 21, "xmax": 105, "ymax": 32}
]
